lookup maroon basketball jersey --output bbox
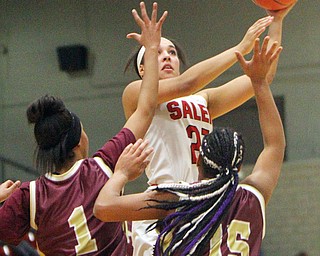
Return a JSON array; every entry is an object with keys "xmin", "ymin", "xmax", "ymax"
[
  {"xmin": 0, "ymin": 128, "xmax": 135, "ymax": 255},
  {"xmin": 206, "ymin": 184, "xmax": 265, "ymax": 255}
]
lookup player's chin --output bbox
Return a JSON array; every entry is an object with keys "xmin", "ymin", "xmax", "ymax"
[{"xmin": 159, "ymin": 70, "xmax": 178, "ymax": 80}]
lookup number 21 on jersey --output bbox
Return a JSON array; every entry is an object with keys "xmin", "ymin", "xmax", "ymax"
[{"xmin": 187, "ymin": 125, "xmax": 210, "ymax": 164}]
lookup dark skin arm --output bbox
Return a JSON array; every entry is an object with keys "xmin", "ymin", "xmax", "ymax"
[
  {"xmin": 94, "ymin": 139, "xmax": 176, "ymax": 221},
  {"xmin": 237, "ymin": 37, "xmax": 285, "ymax": 205}
]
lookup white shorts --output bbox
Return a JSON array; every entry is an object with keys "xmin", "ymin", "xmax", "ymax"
[{"xmin": 132, "ymin": 219, "xmax": 158, "ymax": 256}]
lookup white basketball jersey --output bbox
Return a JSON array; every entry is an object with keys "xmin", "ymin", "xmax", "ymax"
[
  {"xmin": 132, "ymin": 95, "xmax": 213, "ymax": 256},
  {"xmin": 144, "ymin": 95, "xmax": 212, "ymax": 185}
]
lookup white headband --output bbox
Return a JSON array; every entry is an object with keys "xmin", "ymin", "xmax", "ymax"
[{"xmin": 136, "ymin": 46, "xmax": 146, "ymax": 71}]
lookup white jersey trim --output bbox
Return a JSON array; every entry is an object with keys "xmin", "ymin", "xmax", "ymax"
[
  {"xmin": 44, "ymin": 160, "xmax": 84, "ymax": 181},
  {"xmin": 29, "ymin": 180, "xmax": 38, "ymax": 230},
  {"xmin": 93, "ymin": 157, "xmax": 113, "ymax": 178},
  {"xmin": 238, "ymin": 184, "xmax": 266, "ymax": 239}
]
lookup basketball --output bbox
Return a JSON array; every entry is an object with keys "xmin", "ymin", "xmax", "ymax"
[{"xmin": 252, "ymin": 0, "xmax": 295, "ymax": 10}]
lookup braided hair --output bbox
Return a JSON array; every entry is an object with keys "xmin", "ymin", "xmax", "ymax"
[{"xmin": 148, "ymin": 127, "xmax": 245, "ymax": 256}]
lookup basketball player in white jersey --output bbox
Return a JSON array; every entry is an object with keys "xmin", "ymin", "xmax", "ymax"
[{"xmin": 123, "ymin": 2, "xmax": 296, "ymax": 255}]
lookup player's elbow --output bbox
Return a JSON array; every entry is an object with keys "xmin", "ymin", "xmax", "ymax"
[
  {"xmin": 93, "ymin": 202, "xmax": 115, "ymax": 222},
  {"xmin": 93, "ymin": 203, "xmax": 105, "ymax": 221}
]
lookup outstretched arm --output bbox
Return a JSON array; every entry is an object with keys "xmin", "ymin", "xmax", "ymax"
[
  {"xmin": 123, "ymin": 16, "xmax": 274, "ymax": 119},
  {"xmin": 124, "ymin": 2, "xmax": 167, "ymax": 139},
  {"xmin": 94, "ymin": 139, "xmax": 175, "ymax": 221},
  {"xmin": 94, "ymin": 2, "xmax": 172, "ymax": 222},
  {"xmin": 265, "ymin": 0, "xmax": 298, "ymax": 84},
  {"xmin": 198, "ymin": 2, "xmax": 297, "ymax": 119},
  {"xmin": 237, "ymin": 37, "xmax": 285, "ymax": 205},
  {"xmin": 0, "ymin": 180, "xmax": 21, "ymax": 203}
]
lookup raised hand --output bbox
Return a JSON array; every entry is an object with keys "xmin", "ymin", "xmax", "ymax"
[
  {"xmin": 266, "ymin": 0, "xmax": 298, "ymax": 20},
  {"xmin": 237, "ymin": 16, "xmax": 274, "ymax": 55},
  {"xmin": 0, "ymin": 180, "xmax": 21, "ymax": 203},
  {"xmin": 127, "ymin": 2, "xmax": 168, "ymax": 48},
  {"xmin": 235, "ymin": 36, "xmax": 282, "ymax": 85},
  {"xmin": 114, "ymin": 139, "xmax": 154, "ymax": 182}
]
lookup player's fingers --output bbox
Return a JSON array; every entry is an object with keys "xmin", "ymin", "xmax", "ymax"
[
  {"xmin": 140, "ymin": 160, "xmax": 150, "ymax": 171},
  {"xmin": 9, "ymin": 180, "xmax": 21, "ymax": 191},
  {"xmin": 131, "ymin": 9, "xmax": 144, "ymax": 27},
  {"xmin": 13, "ymin": 180, "xmax": 21, "ymax": 188},
  {"xmin": 157, "ymin": 10, "xmax": 168, "ymax": 28},
  {"xmin": 254, "ymin": 16, "xmax": 273, "ymax": 28},
  {"xmin": 260, "ymin": 36, "xmax": 270, "ymax": 55},
  {"xmin": 235, "ymin": 51, "xmax": 247, "ymax": 69},
  {"xmin": 270, "ymin": 46, "xmax": 283, "ymax": 63},
  {"xmin": 253, "ymin": 26, "xmax": 267, "ymax": 39},
  {"xmin": 140, "ymin": 147, "xmax": 153, "ymax": 159},
  {"xmin": 150, "ymin": 2, "xmax": 158, "ymax": 23},
  {"xmin": 4, "ymin": 180, "xmax": 20, "ymax": 194},
  {"xmin": 266, "ymin": 40, "xmax": 279, "ymax": 59},
  {"xmin": 129, "ymin": 139, "xmax": 144, "ymax": 153},
  {"xmin": 253, "ymin": 38, "xmax": 261, "ymax": 56},
  {"xmin": 250, "ymin": 16, "xmax": 273, "ymax": 37},
  {"xmin": 122, "ymin": 143, "xmax": 134, "ymax": 155},
  {"xmin": 126, "ymin": 33, "xmax": 141, "ymax": 43},
  {"xmin": 139, "ymin": 2, "xmax": 150, "ymax": 23},
  {"xmin": 133, "ymin": 146, "xmax": 153, "ymax": 167},
  {"xmin": 133, "ymin": 140, "xmax": 150, "ymax": 157},
  {"xmin": 2, "ymin": 180, "xmax": 14, "ymax": 188}
]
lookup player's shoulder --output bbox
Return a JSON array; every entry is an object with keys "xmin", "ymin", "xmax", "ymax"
[
  {"xmin": 122, "ymin": 80, "xmax": 142, "ymax": 112},
  {"xmin": 237, "ymin": 184, "xmax": 265, "ymax": 209},
  {"xmin": 123, "ymin": 80, "xmax": 142, "ymax": 95},
  {"xmin": 193, "ymin": 91, "xmax": 209, "ymax": 104}
]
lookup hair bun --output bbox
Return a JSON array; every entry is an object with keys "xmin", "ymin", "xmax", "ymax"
[{"xmin": 26, "ymin": 95, "xmax": 66, "ymax": 124}]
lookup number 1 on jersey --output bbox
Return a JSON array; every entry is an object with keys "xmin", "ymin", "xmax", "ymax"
[{"xmin": 68, "ymin": 206, "xmax": 98, "ymax": 255}]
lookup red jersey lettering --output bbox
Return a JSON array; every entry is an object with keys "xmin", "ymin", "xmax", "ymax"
[
  {"xmin": 167, "ymin": 101, "xmax": 182, "ymax": 120},
  {"xmin": 167, "ymin": 100, "xmax": 211, "ymax": 124},
  {"xmin": 199, "ymin": 104, "xmax": 210, "ymax": 123}
]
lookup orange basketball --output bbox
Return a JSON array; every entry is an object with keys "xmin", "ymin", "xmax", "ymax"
[{"xmin": 252, "ymin": 0, "xmax": 295, "ymax": 10}]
